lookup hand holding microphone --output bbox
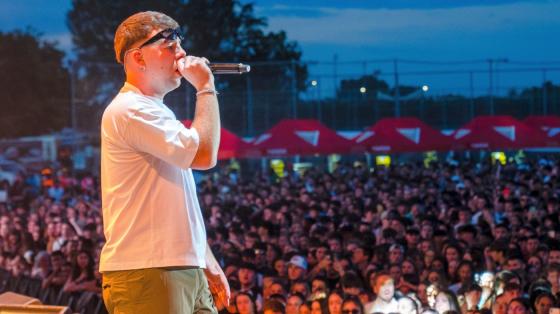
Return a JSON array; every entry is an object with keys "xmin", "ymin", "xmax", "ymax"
[
  {"xmin": 177, "ymin": 56, "xmax": 215, "ymax": 92},
  {"xmin": 178, "ymin": 56, "xmax": 250, "ymax": 93}
]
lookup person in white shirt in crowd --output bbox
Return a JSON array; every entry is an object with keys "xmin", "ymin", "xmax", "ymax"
[{"xmin": 365, "ymin": 273, "xmax": 398, "ymax": 314}]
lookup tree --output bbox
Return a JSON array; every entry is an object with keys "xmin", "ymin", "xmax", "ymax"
[
  {"xmin": 67, "ymin": 0, "xmax": 308, "ymax": 134},
  {"xmin": 0, "ymin": 30, "xmax": 70, "ymax": 138}
]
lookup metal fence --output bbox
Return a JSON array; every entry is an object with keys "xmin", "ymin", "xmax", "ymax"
[{"xmin": 71, "ymin": 58, "xmax": 560, "ymax": 137}]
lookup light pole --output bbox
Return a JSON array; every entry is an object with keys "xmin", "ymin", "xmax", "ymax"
[
  {"xmin": 246, "ymin": 74, "xmax": 254, "ymax": 136},
  {"xmin": 357, "ymin": 87, "xmax": 366, "ymax": 128},
  {"xmin": 542, "ymin": 69, "xmax": 548, "ymax": 115},
  {"xmin": 290, "ymin": 60, "xmax": 297, "ymax": 118},
  {"xmin": 421, "ymin": 85, "xmax": 429, "ymax": 121},
  {"xmin": 469, "ymin": 71, "xmax": 475, "ymax": 120},
  {"xmin": 488, "ymin": 58, "xmax": 508, "ymax": 115},
  {"xmin": 311, "ymin": 80, "xmax": 322, "ymax": 121},
  {"xmin": 393, "ymin": 59, "xmax": 400, "ymax": 117}
]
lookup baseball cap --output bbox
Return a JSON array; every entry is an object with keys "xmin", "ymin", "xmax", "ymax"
[{"xmin": 288, "ymin": 255, "xmax": 308, "ymax": 270}]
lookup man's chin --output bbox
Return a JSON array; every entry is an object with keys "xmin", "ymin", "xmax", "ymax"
[{"xmin": 167, "ymin": 77, "xmax": 182, "ymax": 91}]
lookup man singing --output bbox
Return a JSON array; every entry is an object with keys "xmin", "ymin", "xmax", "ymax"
[{"xmin": 99, "ymin": 11, "xmax": 229, "ymax": 313}]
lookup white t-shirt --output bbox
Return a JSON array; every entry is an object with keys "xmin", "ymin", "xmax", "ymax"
[
  {"xmin": 364, "ymin": 298, "xmax": 399, "ymax": 314},
  {"xmin": 99, "ymin": 82, "xmax": 207, "ymax": 272}
]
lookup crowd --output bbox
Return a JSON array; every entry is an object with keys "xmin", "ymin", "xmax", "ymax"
[{"xmin": 0, "ymin": 155, "xmax": 559, "ymax": 314}]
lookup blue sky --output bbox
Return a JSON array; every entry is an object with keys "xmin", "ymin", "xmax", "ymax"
[{"xmin": 1, "ymin": 0, "xmax": 559, "ymax": 96}]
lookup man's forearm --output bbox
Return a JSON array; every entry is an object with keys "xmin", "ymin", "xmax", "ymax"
[
  {"xmin": 191, "ymin": 92, "xmax": 220, "ymax": 169},
  {"xmin": 204, "ymin": 242, "xmax": 231, "ymax": 307}
]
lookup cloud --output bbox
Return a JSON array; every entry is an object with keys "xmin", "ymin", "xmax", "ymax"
[
  {"xmin": 44, "ymin": 32, "xmax": 73, "ymax": 52},
  {"xmin": 264, "ymin": 1, "xmax": 560, "ymax": 46}
]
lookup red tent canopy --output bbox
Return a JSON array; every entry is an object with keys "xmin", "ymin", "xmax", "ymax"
[
  {"xmin": 182, "ymin": 120, "xmax": 255, "ymax": 159},
  {"xmin": 452, "ymin": 115, "xmax": 548, "ymax": 150},
  {"xmin": 252, "ymin": 119, "xmax": 358, "ymax": 156},
  {"xmin": 523, "ymin": 115, "xmax": 560, "ymax": 147},
  {"xmin": 354, "ymin": 117, "xmax": 452, "ymax": 153}
]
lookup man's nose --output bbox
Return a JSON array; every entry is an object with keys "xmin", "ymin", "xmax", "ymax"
[{"xmin": 175, "ymin": 45, "xmax": 186, "ymax": 59}]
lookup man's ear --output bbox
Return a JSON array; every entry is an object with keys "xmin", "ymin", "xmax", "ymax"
[{"xmin": 131, "ymin": 50, "xmax": 145, "ymax": 67}]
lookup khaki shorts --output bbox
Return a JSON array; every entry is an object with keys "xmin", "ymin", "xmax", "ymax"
[{"xmin": 102, "ymin": 268, "xmax": 217, "ymax": 314}]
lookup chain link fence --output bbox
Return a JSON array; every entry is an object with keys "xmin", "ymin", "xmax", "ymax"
[{"xmin": 71, "ymin": 59, "xmax": 560, "ymax": 137}]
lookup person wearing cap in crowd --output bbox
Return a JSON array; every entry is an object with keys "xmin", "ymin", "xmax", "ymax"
[{"xmin": 288, "ymin": 254, "xmax": 308, "ymax": 282}]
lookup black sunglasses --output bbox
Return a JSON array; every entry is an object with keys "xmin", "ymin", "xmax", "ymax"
[{"xmin": 139, "ymin": 28, "xmax": 184, "ymax": 48}]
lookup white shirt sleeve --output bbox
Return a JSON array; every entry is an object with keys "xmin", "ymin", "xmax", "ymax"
[{"xmin": 124, "ymin": 101, "xmax": 200, "ymax": 169}]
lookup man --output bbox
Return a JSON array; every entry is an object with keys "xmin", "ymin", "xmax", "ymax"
[
  {"xmin": 486, "ymin": 240, "xmax": 508, "ymax": 272},
  {"xmin": 285, "ymin": 293, "xmax": 305, "ymax": 314},
  {"xmin": 492, "ymin": 293, "xmax": 508, "ymax": 314},
  {"xmin": 548, "ymin": 244, "xmax": 560, "ymax": 265},
  {"xmin": 351, "ymin": 245, "xmax": 371, "ymax": 273},
  {"xmin": 287, "ymin": 255, "xmax": 308, "ymax": 282},
  {"xmin": 388, "ymin": 243, "xmax": 404, "ymax": 264},
  {"xmin": 238, "ymin": 262, "xmax": 262, "ymax": 311},
  {"xmin": 365, "ymin": 273, "xmax": 398, "ymax": 314},
  {"xmin": 41, "ymin": 251, "xmax": 68, "ymax": 290},
  {"xmin": 99, "ymin": 11, "xmax": 229, "ymax": 313}
]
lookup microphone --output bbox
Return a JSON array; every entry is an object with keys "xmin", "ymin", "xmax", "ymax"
[{"xmin": 208, "ymin": 63, "xmax": 251, "ymax": 74}]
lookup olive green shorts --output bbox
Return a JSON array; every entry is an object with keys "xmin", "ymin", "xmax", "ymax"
[{"xmin": 102, "ymin": 268, "xmax": 217, "ymax": 314}]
